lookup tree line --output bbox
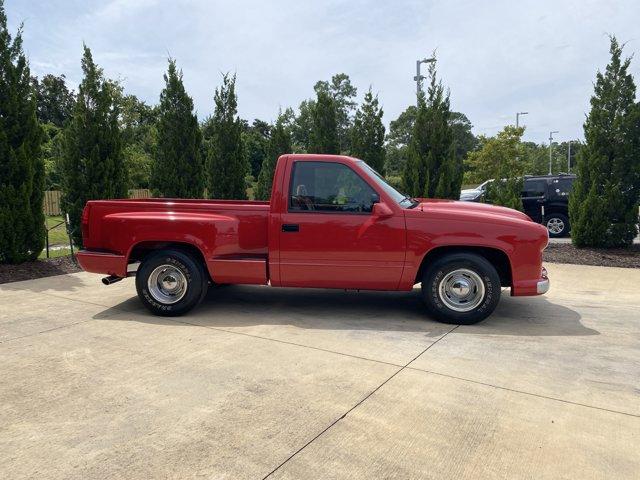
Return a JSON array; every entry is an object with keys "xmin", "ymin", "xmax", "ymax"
[{"xmin": 1, "ymin": 0, "xmax": 638, "ymax": 264}]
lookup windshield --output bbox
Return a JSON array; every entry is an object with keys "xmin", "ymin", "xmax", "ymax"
[
  {"xmin": 358, "ymin": 161, "xmax": 417, "ymax": 208},
  {"xmin": 478, "ymin": 179, "xmax": 494, "ymax": 191}
]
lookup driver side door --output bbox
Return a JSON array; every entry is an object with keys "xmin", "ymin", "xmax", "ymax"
[{"xmin": 278, "ymin": 160, "xmax": 406, "ymax": 290}]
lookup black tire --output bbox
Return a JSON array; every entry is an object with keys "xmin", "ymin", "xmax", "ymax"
[
  {"xmin": 420, "ymin": 253, "xmax": 501, "ymax": 325},
  {"xmin": 135, "ymin": 249, "xmax": 208, "ymax": 316},
  {"xmin": 545, "ymin": 213, "xmax": 570, "ymax": 238}
]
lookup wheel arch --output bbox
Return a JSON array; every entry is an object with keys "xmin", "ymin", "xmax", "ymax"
[
  {"xmin": 128, "ymin": 241, "xmax": 211, "ymax": 282},
  {"xmin": 414, "ymin": 245, "xmax": 512, "ymax": 287}
]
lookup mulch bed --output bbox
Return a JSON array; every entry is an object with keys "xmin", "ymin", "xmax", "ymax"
[
  {"xmin": 544, "ymin": 242, "xmax": 640, "ymax": 269},
  {"xmin": 0, "ymin": 256, "xmax": 82, "ymax": 285}
]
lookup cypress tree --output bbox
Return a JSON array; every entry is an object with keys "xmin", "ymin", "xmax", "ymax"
[
  {"xmin": 0, "ymin": 2, "xmax": 45, "ymax": 263},
  {"xmin": 403, "ymin": 61, "xmax": 462, "ymax": 199},
  {"xmin": 150, "ymin": 59, "xmax": 203, "ymax": 198},
  {"xmin": 255, "ymin": 112, "xmax": 292, "ymax": 200},
  {"xmin": 570, "ymin": 37, "xmax": 640, "ymax": 248},
  {"xmin": 351, "ymin": 88, "xmax": 385, "ymax": 172},
  {"xmin": 206, "ymin": 74, "xmax": 246, "ymax": 199},
  {"xmin": 309, "ymin": 89, "xmax": 338, "ymax": 154},
  {"xmin": 61, "ymin": 45, "xmax": 127, "ymax": 247}
]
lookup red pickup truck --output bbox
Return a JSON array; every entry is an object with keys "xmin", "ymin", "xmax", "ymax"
[{"xmin": 77, "ymin": 154, "xmax": 549, "ymax": 324}]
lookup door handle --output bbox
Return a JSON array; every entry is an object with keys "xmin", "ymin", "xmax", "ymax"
[{"xmin": 282, "ymin": 224, "xmax": 299, "ymax": 232}]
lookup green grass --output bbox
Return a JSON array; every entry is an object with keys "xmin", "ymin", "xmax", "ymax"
[
  {"xmin": 39, "ymin": 216, "xmax": 73, "ymax": 259},
  {"xmin": 39, "ymin": 247, "xmax": 72, "ymax": 259},
  {"xmin": 45, "ymin": 216, "xmax": 70, "ymax": 245}
]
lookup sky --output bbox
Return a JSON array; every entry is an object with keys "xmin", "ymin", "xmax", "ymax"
[{"xmin": 6, "ymin": 0, "xmax": 640, "ymax": 144}]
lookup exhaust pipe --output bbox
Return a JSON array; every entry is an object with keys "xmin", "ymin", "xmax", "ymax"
[{"xmin": 102, "ymin": 275, "xmax": 123, "ymax": 286}]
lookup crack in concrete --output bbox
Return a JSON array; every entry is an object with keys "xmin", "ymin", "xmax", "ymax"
[
  {"xmin": 260, "ymin": 325, "xmax": 460, "ymax": 479},
  {"xmin": 406, "ymin": 366, "xmax": 640, "ymax": 419}
]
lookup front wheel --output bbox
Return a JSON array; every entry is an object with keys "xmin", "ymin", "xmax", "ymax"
[
  {"xmin": 136, "ymin": 249, "xmax": 208, "ymax": 316},
  {"xmin": 421, "ymin": 253, "xmax": 501, "ymax": 325},
  {"xmin": 545, "ymin": 213, "xmax": 570, "ymax": 238}
]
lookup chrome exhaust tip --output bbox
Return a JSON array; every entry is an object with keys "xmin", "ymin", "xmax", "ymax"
[{"xmin": 102, "ymin": 275, "xmax": 123, "ymax": 286}]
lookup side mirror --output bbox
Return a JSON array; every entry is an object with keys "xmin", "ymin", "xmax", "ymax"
[
  {"xmin": 371, "ymin": 193, "xmax": 380, "ymax": 204},
  {"xmin": 373, "ymin": 202, "xmax": 393, "ymax": 218}
]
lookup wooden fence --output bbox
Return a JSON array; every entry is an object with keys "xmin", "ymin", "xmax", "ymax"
[
  {"xmin": 43, "ymin": 189, "xmax": 152, "ymax": 216},
  {"xmin": 43, "ymin": 190, "xmax": 62, "ymax": 216}
]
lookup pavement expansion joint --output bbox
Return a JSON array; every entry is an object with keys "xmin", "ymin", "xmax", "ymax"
[
  {"xmin": 404, "ymin": 366, "xmax": 640, "ymax": 419},
  {"xmin": 260, "ymin": 325, "xmax": 459, "ymax": 479}
]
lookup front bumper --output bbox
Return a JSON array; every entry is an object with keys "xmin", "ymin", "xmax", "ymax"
[
  {"xmin": 76, "ymin": 250, "xmax": 127, "ymax": 277},
  {"xmin": 512, "ymin": 266, "xmax": 550, "ymax": 296},
  {"xmin": 536, "ymin": 267, "xmax": 550, "ymax": 294}
]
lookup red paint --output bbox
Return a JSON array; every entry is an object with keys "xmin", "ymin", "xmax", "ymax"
[{"xmin": 77, "ymin": 154, "xmax": 549, "ymax": 296}]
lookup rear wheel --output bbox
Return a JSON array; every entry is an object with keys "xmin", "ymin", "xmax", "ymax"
[
  {"xmin": 545, "ymin": 213, "xmax": 570, "ymax": 238},
  {"xmin": 421, "ymin": 253, "xmax": 501, "ymax": 325},
  {"xmin": 136, "ymin": 249, "xmax": 208, "ymax": 316}
]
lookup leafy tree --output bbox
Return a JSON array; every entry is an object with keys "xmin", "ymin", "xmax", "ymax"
[
  {"xmin": 351, "ymin": 88, "xmax": 385, "ymax": 172},
  {"xmin": 205, "ymin": 73, "xmax": 246, "ymax": 199},
  {"xmin": 315, "ymin": 73, "xmax": 357, "ymax": 153},
  {"xmin": 519, "ymin": 140, "xmax": 582, "ymax": 176},
  {"xmin": 403, "ymin": 60, "xmax": 462, "ymax": 199},
  {"xmin": 119, "ymin": 94, "xmax": 157, "ymax": 189},
  {"xmin": 449, "ymin": 112, "xmax": 478, "ymax": 166},
  {"xmin": 0, "ymin": 2, "xmax": 45, "ymax": 263},
  {"xmin": 255, "ymin": 112, "xmax": 292, "ymax": 200},
  {"xmin": 150, "ymin": 60, "xmax": 202, "ymax": 197},
  {"xmin": 61, "ymin": 45, "xmax": 127, "ymax": 246},
  {"xmin": 291, "ymin": 99, "xmax": 314, "ymax": 152},
  {"xmin": 309, "ymin": 89, "xmax": 339, "ymax": 154},
  {"xmin": 385, "ymin": 105, "xmax": 417, "ymax": 175},
  {"xmin": 32, "ymin": 74, "xmax": 75, "ymax": 127},
  {"xmin": 570, "ymin": 36, "xmax": 640, "ymax": 248},
  {"xmin": 465, "ymin": 126, "xmax": 527, "ymax": 184},
  {"xmin": 465, "ymin": 126, "xmax": 526, "ymax": 210},
  {"xmin": 42, "ymin": 123, "xmax": 64, "ymax": 190},
  {"xmin": 243, "ymin": 119, "xmax": 270, "ymax": 177}
]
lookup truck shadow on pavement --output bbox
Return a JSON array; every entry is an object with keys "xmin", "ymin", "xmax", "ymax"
[{"xmin": 95, "ymin": 285, "xmax": 598, "ymax": 337}]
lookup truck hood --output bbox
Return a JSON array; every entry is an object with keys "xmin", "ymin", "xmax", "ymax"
[{"xmin": 411, "ymin": 199, "xmax": 532, "ymax": 223}]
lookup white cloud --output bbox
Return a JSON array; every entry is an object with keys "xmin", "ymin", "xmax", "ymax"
[{"xmin": 8, "ymin": 0, "xmax": 640, "ymax": 143}]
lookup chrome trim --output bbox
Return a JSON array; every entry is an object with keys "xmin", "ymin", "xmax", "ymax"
[{"xmin": 537, "ymin": 278, "xmax": 550, "ymax": 294}]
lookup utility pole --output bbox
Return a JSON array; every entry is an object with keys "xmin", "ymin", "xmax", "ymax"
[
  {"xmin": 414, "ymin": 57, "xmax": 436, "ymax": 106},
  {"xmin": 567, "ymin": 141, "xmax": 571, "ymax": 173},
  {"xmin": 549, "ymin": 130, "xmax": 559, "ymax": 175},
  {"xmin": 516, "ymin": 112, "xmax": 528, "ymax": 128}
]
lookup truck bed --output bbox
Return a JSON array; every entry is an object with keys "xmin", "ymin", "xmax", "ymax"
[{"xmin": 81, "ymin": 198, "xmax": 271, "ymax": 284}]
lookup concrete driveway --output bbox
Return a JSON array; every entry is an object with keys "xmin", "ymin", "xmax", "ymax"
[{"xmin": 1, "ymin": 263, "xmax": 639, "ymax": 479}]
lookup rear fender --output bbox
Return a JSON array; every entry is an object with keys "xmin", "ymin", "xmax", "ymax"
[{"xmin": 101, "ymin": 211, "xmax": 238, "ymax": 268}]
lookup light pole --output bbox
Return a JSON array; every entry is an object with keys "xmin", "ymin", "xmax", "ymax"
[
  {"xmin": 549, "ymin": 130, "xmax": 559, "ymax": 175},
  {"xmin": 516, "ymin": 112, "xmax": 528, "ymax": 128},
  {"xmin": 567, "ymin": 141, "xmax": 571, "ymax": 173},
  {"xmin": 414, "ymin": 57, "xmax": 436, "ymax": 105}
]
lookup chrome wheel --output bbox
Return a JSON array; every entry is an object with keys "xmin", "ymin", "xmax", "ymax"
[
  {"xmin": 547, "ymin": 217, "xmax": 565, "ymax": 235},
  {"xmin": 147, "ymin": 264, "xmax": 187, "ymax": 304},
  {"xmin": 438, "ymin": 268, "xmax": 485, "ymax": 312}
]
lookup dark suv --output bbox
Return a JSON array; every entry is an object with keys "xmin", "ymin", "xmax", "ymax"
[{"xmin": 459, "ymin": 174, "xmax": 576, "ymax": 237}]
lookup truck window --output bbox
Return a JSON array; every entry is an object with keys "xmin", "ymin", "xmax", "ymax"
[
  {"xmin": 522, "ymin": 179, "xmax": 547, "ymax": 197},
  {"xmin": 289, "ymin": 161, "xmax": 377, "ymax": 213},
  {"xmin": 553, "ymin": 177, "xmax": 574, "ymax": 196}
]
